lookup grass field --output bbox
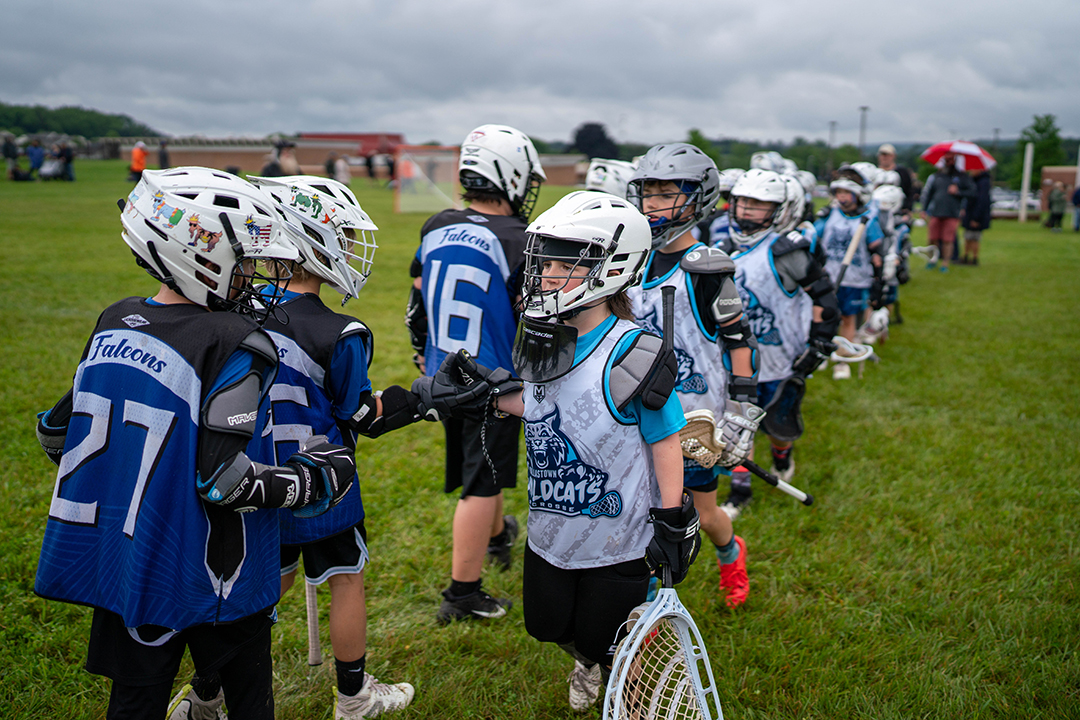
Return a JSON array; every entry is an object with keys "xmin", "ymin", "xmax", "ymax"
[{"xmin": 1, "ymin": 161, "xmax": 1078, "ymax": 719}]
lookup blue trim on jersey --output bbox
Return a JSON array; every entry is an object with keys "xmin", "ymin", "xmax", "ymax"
[
  {"xmin": 207, "ymin": 350, "xmax": 255, "ymax": 397},
  {"xmin": 641, "ymin": 251, "xmax": 681, "ymax": 289},
  {"xmin": 575, "ymin": 315, "xmax": 618, "ymax": 365},
  {"xmin": 599, "ymin": 322, "xmax": 686, "ymax": 441}
]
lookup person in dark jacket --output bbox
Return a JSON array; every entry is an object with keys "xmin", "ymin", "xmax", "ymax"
[
  {"xmin": 962, "ymin": 170, "xmax": 992, "ymax": 265},
  {"xmin": 1072, "ymin": 185, "xmax": 1080, "ymax": 232},
  {"xmin": 920, "ymin": 153, "xmax": 975, "ymax": 272},
  {"xmin": 1047, "ymin": 182, "xmax": 1066, "ymax": 232}
]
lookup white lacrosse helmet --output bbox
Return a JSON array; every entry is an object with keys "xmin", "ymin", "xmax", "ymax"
[
  {"xmin": 750, "ymin": 151, "xmax": 785, "ymax": 173},
  {"xmin": 120, "ymin": 167, "xmax": 299, "ymax": 319},
  {"xmin": 728, "ymin": 168, "xmax": 789, "ymax": 248},
  {"xmin": 872, "ymin": 184, "xmax": 905, "ymax": 214},
  {"xmin": 830, "ymin": 163, "xmax": 873, "ymax": 208},
  {"xmin": 781, "ymin": 158, "xmax": 799, "ymax": 176},
  {"xmin": 796, "ymin": 170, "xmax": 817, "ymax": 196},
  {"xmin": 522, "ymin": 191, "xmax": 650, "ymax": 320},
  {"xmin": 851, "ymin": 162, "xmax": 881, "ymax": 187},
  {"xmin": 876, "ymin": 169, "xmax": 901, "ymax": 188},
  {"xmin": 459, "ymin": 124, "xmax": 546, "ymax": 222},
  {"xmin": 776, "ymin": 175, "xmax": 807, "ymax": 234},
  {"xmin": 626, "ymin": 143, "xmax": 721, "ymax": 249},
  {"xmin": 249, "ymin": 175, "xmax": 377, "ymax": 304},
  {"xmin": 584, "ymin": 158, "xmax": 637, "ymax": 198},
  {"xmin": 717, "ymin": 168, "xmax": 745, "ymax": 199}
]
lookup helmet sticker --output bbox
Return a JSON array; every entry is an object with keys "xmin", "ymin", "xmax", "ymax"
[{"xmin": 186, "ymin": 214, "xmax": 222, "ymax": 252}]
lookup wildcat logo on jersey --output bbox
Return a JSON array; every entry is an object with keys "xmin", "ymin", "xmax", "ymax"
[
  {"xmin": 638, "ymin": 307, "xmax": 707, "ymax": 394},
  {"xmin": 825, "ymin": 224, "xmax": 864, "ymax": 267},
  {"xmin": 122, "ymin": 314, "xmax": 149, "ymax": 328},
  {"xmin": 734, "ymin": 274, "xmax": 781, "ymax": 346},
  {"xmin": 150, "ymin": 191, "xmax": 186, "ymax": 228},
  {"xmin": 186, "ymin": 215, "xmax": 222, "ymax": 253},
  {"xmin": 525, "ymin": 406, "xmax": 615, "ymax": 517}
]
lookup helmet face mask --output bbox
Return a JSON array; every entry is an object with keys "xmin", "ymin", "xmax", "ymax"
[
  {"xmin": 626, "ymin": 143, "xmax": 720, "ymax": 249},
  {"xmin": 121, "ymin": 167, "xmax": 300, "ymax": 323}
]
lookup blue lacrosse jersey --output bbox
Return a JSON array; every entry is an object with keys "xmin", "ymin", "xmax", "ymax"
[
  {"xmin": 416, "ymin": 209, "xmax": 527, "ymax": 375},
  {"xmin": 34, "ymin": 298, "xmax": 282, "ymax": 631},
  {"xmin": 254, "ymin": 290, "xmax": 371, "ymax": 545}
]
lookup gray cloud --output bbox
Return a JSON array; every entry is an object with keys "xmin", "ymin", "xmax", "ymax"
[{"xmin": 3, "ymin": 0, "xmax": 1078, "ymax": 147}]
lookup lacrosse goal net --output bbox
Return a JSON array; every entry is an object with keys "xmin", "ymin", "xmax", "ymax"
[{"xmin": 394, "ymin": 145, "xmax": 462, "ymax": 214}]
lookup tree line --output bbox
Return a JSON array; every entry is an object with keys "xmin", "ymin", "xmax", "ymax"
[{"xmin": 0, "ymin": 102, "xmax": 159, "ymax": 139}]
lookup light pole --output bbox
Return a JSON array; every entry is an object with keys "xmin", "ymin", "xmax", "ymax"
[
  {"xmin": 827, "ymin": 121, "xmax": 837, "ymax": 176},
  {"xmin": 858, "ymin": 106, "xmax": 869, "ymax": 158}
]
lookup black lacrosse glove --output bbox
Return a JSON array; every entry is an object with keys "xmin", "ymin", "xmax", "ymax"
[
  {"xmin": 644, "ymin": 491, "xmax": 702, "ymax": 586},
  {"xmin": 869, "ymin": 277, "xmax": 885, "ymax": 310},
  {"xmin": 453, "ymin": 351, "xmax": 523, "ymax": 401},
  {"xmin": 792, "ymin": 343, "xmax": 830, "ymax": 376},
  {"xmin": 287, "ymin": 435, "xmax": 355, "ymax": 519},
  {"xmin": 411, "ymin": 350, "xmax": 511, "ymax": 420}
]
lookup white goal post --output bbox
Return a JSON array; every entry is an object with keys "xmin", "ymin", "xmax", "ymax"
[{"xmin": 393, "ymin": 145, "xmax": 463, "ymax": 214}]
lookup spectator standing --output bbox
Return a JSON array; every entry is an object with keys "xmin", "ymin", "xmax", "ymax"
[
  {"xmin": 27, "ymin": 139, "xmax": 45, "ymax": 176},
  {"xmin": 279, "ymin": 143, "xmax": 301, "ymax": 175},
  {"xmin": 334, "ymin": 154, "xmax": 351, "ymax": 185},
  {"xmin": 3, "ymin": 134, "xmax": 17, "ymax": 175},
  {"xmin": 1047, "ymin": 182, "xmax": 1066, "ymax": 232},
  {"xmin": 962, "ymin": 169, "xmax": 992, "ymax": 265},
  {"xmin": 325, "ymin": 152, "xmax": 337, "ymax": 178},
  {"xmin": 1072, "ymin": 184, "xmax": 1080, "ymax": 232},
  {"xmin": 129, "ymin": 141, "xmax": 148, "ymax": 182},
  {"xmin": 364, "ymin": 153, "xmax": 377, "ymax": 185},
  {"xmin": 58, "ymin": 141, "xmax": 75, "ymax": 181},
  {"xmin": 158, "ymin": 140, "xmax": 170, "ymax": 170},
  {"xmin": 877, "ymin": 143, "xmax": 916, "ymax": 215},
  {"xmin": 920, "ymin": 153, "xmax": 974, "ymax": 271}
]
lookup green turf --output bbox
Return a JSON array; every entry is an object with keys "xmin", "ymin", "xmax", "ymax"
[{"xmin": 1, "ymin": 162, "xmax": 1078, "ymax": 719}]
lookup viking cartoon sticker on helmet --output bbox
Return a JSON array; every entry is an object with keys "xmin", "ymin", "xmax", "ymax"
[
  {"xmin": 120, "ymin": 167, "xmax": 299, "ymax": 322},
  {"xmin": 626, "ymin": 143, "xmax": 721, "ymax": 249}
]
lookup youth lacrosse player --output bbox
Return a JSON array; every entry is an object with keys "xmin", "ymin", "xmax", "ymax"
[
  {"xmin": 626, "ymin": 144, "xmax": 760, "ymax": 609},
  {"xmin": 33, "ymin": 168, "xmax": 356, "ymax": 720},
  {"xmin": 419, "ymin": 190, "xmax": 698, "ymax": 712},
  {"xmin": 691, "ymin": 167, "xmax": 744, "ymax": 246},
  {"xmin": 713, "ymin": 169, "xmax": 840, "ymax": 510},
  {"xmin": 408, "ymin": 124, "xmax": 545, "ymax": 623},
  {"xmin": 813, "ymin": 163, "xmax": 884, "ymax": 380}
]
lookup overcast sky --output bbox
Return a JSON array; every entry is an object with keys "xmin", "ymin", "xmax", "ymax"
[{"xmin": 3, "ymin": 0, "xmax": 1078, "ymax": 147}]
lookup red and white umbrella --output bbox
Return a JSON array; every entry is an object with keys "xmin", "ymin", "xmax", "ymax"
[{"xmin": 920, "ymin": 141, "xmax": 996, "ymax": 171}]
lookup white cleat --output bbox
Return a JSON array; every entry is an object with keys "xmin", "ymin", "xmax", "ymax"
[
  {"xmin": 334, "ymin": 674, "xmax": 415, "ymax": 719},
  {"xmin": 567, "ymin": 660, "xmax": 603, "ymax": 712},
  {"xmin": 167, "ymin": 684, "xmax": 227, "ymax": 720}
]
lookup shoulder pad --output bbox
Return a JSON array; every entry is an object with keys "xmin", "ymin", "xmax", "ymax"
[
  {"xmin": 680, "ymin": 246, "xmax": 735, "ymax": 275},
  {"xmin": 340, "ymin": 320, "xmax": 374, "ymax": 370},
  {"xmin": 609, "ymin": 330, "xmax": 664, "ymax": 413},
  {"xmin": 239, "ymin": 329, "xmax": 277, "ymax": 364},
  {"xmin": 771, "ymin": 230, "xmax": 813, "ymax": 257}
]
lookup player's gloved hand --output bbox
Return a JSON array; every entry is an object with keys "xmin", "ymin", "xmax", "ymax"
[
  {"xmin": 645, "ymin": 491, "xmax": 702, "ymax": 586},
  {"xmin": 35, "ymin": 390, "xmax": 73, "ymax": 466},
  {"xmin": 869, "ymin": 277, "xmax": 885, "ymax": 310},
  {"xmin": 287, "ymin": 435, "xmax": 355, "ymax": 519},
  {"xmin": 411, "ymin": 351, "xmax": 500, "ymax": 421},
  {"xmin": 882, "ymin": 251, "xmax": 899, "ymax": 283},
  {"xmin": 717, "ymin": 400, "xmax": 765, "ymax": 468},
  {"xmin": 453, "ymin": 350, "xmax": 523, "ymax": 401}
]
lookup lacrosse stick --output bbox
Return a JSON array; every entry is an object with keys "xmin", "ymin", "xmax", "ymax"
[
  {"xmin": 742, "ymin": 460, "xmax": 814, "ymax": 506},
  {"xmin": 833, "ymin": 215, "xmax": 869, "ymax": 288},
  {"xmin": 306, "ymin": 581, "xmax": 322, "ymax": 666},
  {"xmin": 603, "ymin": 566, "xmax": 724, "ymax": 720},
  {"xmin": 829, "ymin": 335, "xmax": 875, "ymax": 364},
  {"xmin": 911, "ymin": 244, "xmax": 940, "ymax": 264}
]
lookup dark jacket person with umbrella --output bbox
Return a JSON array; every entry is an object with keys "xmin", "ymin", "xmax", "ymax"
[{"xmin": 920, "ymin": 150, "xmax": 978, "ymax": 272}]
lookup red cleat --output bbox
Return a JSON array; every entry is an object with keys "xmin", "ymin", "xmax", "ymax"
[{"xmin": 718, "ymin": 535, "xmax": 748, "ymax": 608}]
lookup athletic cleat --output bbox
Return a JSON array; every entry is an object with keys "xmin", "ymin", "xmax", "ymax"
[
  {"xmin": 718, "ymin": 535, "xmax": 749, "ymax": 608},
  {"xmin": 436, "ymin": 587, "xmax": 511, "ymax": 625},
  {"xmin": 770, "ymin": 460, "xmax": 795, "ymax": 484},
  {"xmin": 832, "ymin": 363, "xmax": 851, "ymax": 380},
  {"xmin": 333, "ymin": 674, "xmax": 415, "ymax": 719},
  {"xmin": 167, "ymin": 684, "xmax": 227, "ymax": 720},
  {"xmin": 487, "ymin": 515, "xmax": 519, "ymax": 571},
  {"xmin": 720, "ymin": 490, "xmax": 751, "ymax": 521},
  {"xmin": 567, "ymin": 660, "xmax": 603, "ymax": 712},
  {"xmin": 939, "ymin": 265, "xmax": 949, "ymax": 273}
]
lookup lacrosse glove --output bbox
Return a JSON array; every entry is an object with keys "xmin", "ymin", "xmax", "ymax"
[
  {"xmin": 412, "ymin": 350, "xmax": 518, "ymax": 420},
  {"xmin": 287, "ymin": 435, "xmax": 356, "ymax": 518},
  {"xmin": 717, "ymin": 400, "xmax": 765, "ymax": 468},
  {"xmin": 645, "ymin": 491, "xmax": 702, "ymax": 586}
]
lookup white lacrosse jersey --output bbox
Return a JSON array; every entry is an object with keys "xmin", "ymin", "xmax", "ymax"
[
  {"xmin": 815, "ymin": 204, "xmax": 883, "ymax": 289},
  {"xmin": 523, "ymin": 317, "xmax": 681, "ymax": 571},
  {"xmin": 730, "ymin": 234, "xmax": 813, "ymax": 383},
  {"xmin": 628, "ymin": 244, "xmax": 729, "ymax": 415}
]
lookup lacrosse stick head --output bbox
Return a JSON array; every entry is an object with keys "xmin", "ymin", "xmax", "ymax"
[
  {"xmin": 912, "ymin": 245, "xmax": 940, "ymax": 264},
  {"xmin": 603, "ymin": 588, "xmax": 724, "ymax": 720},
  {"xmin": 830, "ymin": 335, "xmax": 875, "ymax": 364},
  {"xmin": 679, "ymin": 409, "xmax": 726, "ymax": 469}
]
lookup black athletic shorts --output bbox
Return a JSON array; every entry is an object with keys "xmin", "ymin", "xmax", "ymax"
[
  {"xmin": 443, "ymin": 410, "xmax": 520, "ymax": 498},
  {"xmin": 280, "ymin": 521, "xmax": 368, "ymax": 584},
  {"xmin": 522, "ymin": 542, "xmax": 651, "ymax": 666}
]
